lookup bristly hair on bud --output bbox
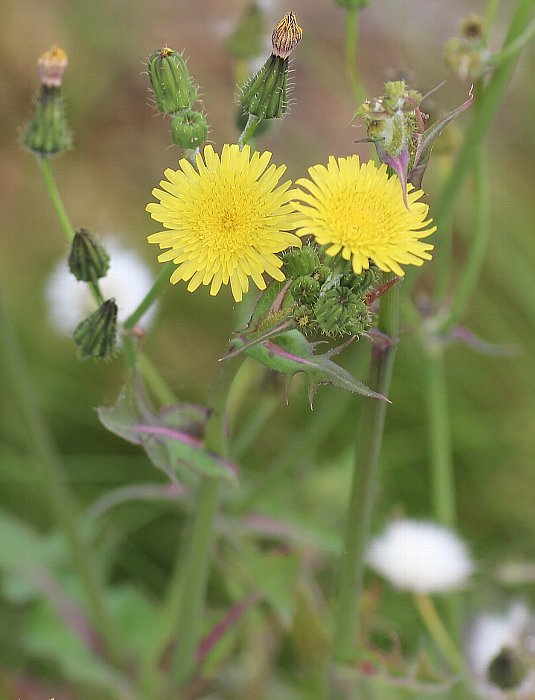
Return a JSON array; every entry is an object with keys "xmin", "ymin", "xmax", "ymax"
[
  {"xmin": 38, "ymin": 45, "xmax": 68, "ymax": 87},
  {"xmin": 239, "ymin": 12, "xmax": 302, "ymax": 121},
  {"xmin": 271, "ymin": 11, "xmax": 302, "ymax": 58},
  {"xmin": 73, "ymin": 298, "xmax": 118, "ymax": 360},
  {"xmin": 147, "ymin": 47, "xmax": 198, "ymax": 115},
  {"xmin": 68, "ymin": 228, "xmax": 110, "ymax": 282}
]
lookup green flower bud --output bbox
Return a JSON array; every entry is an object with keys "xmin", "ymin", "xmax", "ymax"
[
  {"xmin": 147, "ymin": 48, "xmax": 198, "ymax": 115},
  {"xmin": 23, "ymin": 85, "xmax": 71, "ymax": 156},
  {"xmin": 315, "ymin": 287, "xmax": 370, "ymax": 336},
  {"xmin": 290, "ymin": 276, "xmax": 320, "ymax": 304},
  {"xmin": 73, "ymin": 299, "xmax": 117, "ymax": 360},
  {"xmin": 342, "ymin": 267, "xmax": 380, "ymax": 294},
  {"xmin": 170, "ymin": 109, "xmax": 208, "ymax": 149},
  {"xmin": 293, "ymin": 305, "xmax": 313, "ymax": 331},
  {"xmin": 487, "ymin": 647, "xmax": 527, "ymax": 692},
  {"xmin": 240, "ymin": 12, "xmax": 302, "ymax": 120},
  {"xmin": 226, "ymin": 2, "xmax": 265, "ymax": 60},
  {"xmin": 283, "ymin": 246, "xmax": 320, "ymax": 278},
  {"xmin": 444, "ymin": 37, "xmax": 489, "ymax": 81},
  {"xmin": 68, "ymin": 229, "xmax": 110, "ymax": 282}
]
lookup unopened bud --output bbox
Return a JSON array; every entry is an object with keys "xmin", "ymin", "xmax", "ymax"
[
  {"xmin": 73, "ymin": 299, "xmax": 117, "ymax": 360},
  {"xmin": 68, "ymin": 229, "xmax": 110, "ymax": 282},
  {"xmin": 290, "ymin": 276, "xmax": 320, "ymax": 304},
  {"xmin": 170, "ymin": 109, "xmax": 208, "ymax": 149},
  {"xmin": 37, "ymin": 46, "xmax": 68, "ymax": 87},
  {"xmin": 23, "ymin": 85, "xmax": 71, "ymax": 156},
  {"xmin": 487, "ymin": 646, "xmax": 528, "ymax": 692},
  {"xmin": 283, "ymin": 246, "xmax": 320, "ymax": 278},
  {"xmin": 314, "ymin": 287, "xmax": 370, "ymax": 336},
  {"xmin": 461, "ymin": 15, "xmax": 485, "ymax": 40},
  {"xmin": 445, "ymin": 16, "xmax": 490, "ymax": 81},
  {"xmin": 271, "ymin": 11, "xmax": 302, "ymax": 59},
  {"xmin": 240, "ymin": 12, "xmax": 302, "ymax": 120},
  {"xmin": 147, "ymin": 48, "xmax": 198, "ymax": 115}
]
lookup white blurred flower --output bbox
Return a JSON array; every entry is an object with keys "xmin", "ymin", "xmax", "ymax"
[
  {"xmin": 46, "ymin": 236, "xmax": 158, "ymax": 334},
  {"xmin": 366, "ymin": 519, "xmax": 474, "ymax": 593},
  {"xmin": 466, "ymin": 602, "xmax": 535, "ymax": 699}
]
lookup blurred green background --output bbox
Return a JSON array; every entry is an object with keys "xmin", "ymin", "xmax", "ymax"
[{"xmin": 1, "ymin": 0, "xmax": 535, "ymax": 697}]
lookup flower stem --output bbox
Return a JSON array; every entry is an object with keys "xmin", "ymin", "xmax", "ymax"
[
  {"xmin": 124, "ymin": 261, "xmax": 174, "ymax": 331},
  {"xmin": 238, "ymin": 113, "xmax": 262, "ymax": 148},
  {"xmin": 414, "ymin": 593, "xmax": 464, "ymax": 674},
  {"xmin": 423, "ymin": 342, "xmax": 456, "ymax": 528},
  {"xmin": 345, "ymin": 7, "xmax": 362, "ymax": 103},
  {"xmin": 433, "ymin": 0, "xmax": 535, "ymax": 298},
  {"xmin": 332, "ymin": 279, "xmax": 400, "ymax": 663},
  {"xmin": 440, "ymin": 148, "xmax": 489, "ymax": 335},
  {"xmin": 165, "ymin": 356, "xmax": 244, "ymax": 694},
  {"xmin": 36, "ymin": 156, "xmax": 104, "ymax": 306},
  {"xmin": 0, "ymin": 286, "xmax": 122, "ymax": 665}
]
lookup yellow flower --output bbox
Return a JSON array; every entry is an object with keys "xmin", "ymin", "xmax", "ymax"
[
  {"xmin": 293, "ymin": 156, "xmax": 436, "ymax": 277},
  {"xmin": 146, "ymin": 144, "xmax": 301, "ymax": 302}
]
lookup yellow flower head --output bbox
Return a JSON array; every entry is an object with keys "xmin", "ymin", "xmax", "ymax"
[
  {"xmin": 146, "ymin": 144, "xmax": 301, "ymax": 302},
  {"xmin": 294, "ymin": 156, "xmax": 436, "ymax": 277}
]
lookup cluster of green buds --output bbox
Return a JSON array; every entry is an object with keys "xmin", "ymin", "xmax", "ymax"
[
  {"xmin": 444, "ymin": 15, "xmax": 490, "ymax": 82},
  {"xmin": 68, "ymin": 229, "xmax": 117, "ymax": 360},
  {"xmin": 239, "ymin": 11, "xmax": 302, "ymax": 136},
  {"xmin": 23, "ymin": 46, "xmax": 72, "ymax": 156},
  {"xmin": 282, "ymin": 246, "xmax": 380, "ymax": 337},
  {"xmin": 147, "ymin": 47, "xmax": 208, "ymax": 150},
  {"xmin": 354, "ymin": 80, "xmax": 423, "ymax": 206}
]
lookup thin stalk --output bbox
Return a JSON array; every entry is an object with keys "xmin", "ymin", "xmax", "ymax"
[
  {"xmin": 165, "ymin": 356, "xmax": 244, "ymax": 695},
  {"xmin": 414, "ymin": 593, "xmax": 464, "ymax": 674},
  {"xmin": 0, "ymin": 287, "xmax": 122, "ymax": 665},
  {"xmin": 424, "ymin": 342, "xmax": 456, "ymax": 528},
  {"xmin": 345, "ymin": 7, "xmax": 362, "ymax": 103},
  {"xmin": 138, "ymin": 353, "xmax": 178, "ymax": 405},
  {"xmin": 332, "ymin": 280, "xmax": 400, "ymax": 663},
  {"xmin": 238, "ymin": 113, "xmax": 262, "ymax": 148},
  {"xmin": 485, "ymin": 0, "xmax": 501, "ymax": 36},
  {"xmin": 124, "ymin": 261, "xmax": 174, "ymax": 331},
  {"xmin": 36, "ymin": 156, "xmax": 104, "ymax": 306},
  {"xmin": 440, "ymin": 148, "xmax": 489, "ymax": 334},
  {"xmin": 433, "ymin": 0, "xmax": 535, "ymax": 298}
]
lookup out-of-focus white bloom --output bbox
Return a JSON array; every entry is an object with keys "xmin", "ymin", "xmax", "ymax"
[
  {"xmin": 46, "ymin": 236, "xmax": 158, "ymax": 334},
  {"xmin": 366, "ymin": 519, "xmax": 474, "ymax": 593},
  {"xmin": 466, "ymin": 602, "xmax": 535, "ymax": 699}
]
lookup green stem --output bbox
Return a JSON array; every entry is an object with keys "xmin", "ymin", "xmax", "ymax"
[
  {"xmin": 332, "ymin": 280, "xmax": 400, "ymax": 663},
  {"xmin": 165, "ymin": 356, "xmax": 244, "ymax": 694},
  {"xmin": 124, "ymin": 261, "xmax": 174, "ymax": 331},
  {"xmin": 138, "ymin": 353, "xmax": 178, "ymax": 405},
  {"xmin": 414, "ymin": 593, "xmax": 464, "ymax": 674},
  {"xmin": 0, "ymin": 287, "xmax": 122, "ymax": 665},
  {"xmin": 440, "ymin": 148, "xmax": 489, "ymax": 334},
  {"xmin": 36, "ymin": 156, "xmax": 104, "ymax": 306},
  {"xmin": 491, "ymin": 14, "xmax": 535, "ymax": 65},
  {"xmin": 433, "ymin": 0, "xmax": 535, "ymax": 298},
  {"xmin": 36, "ymin": 156, "xmax": 74, "ymax": 242},
  {"xmin": 423, "ymin": 341, "xmax": 456, "ymax": 528},
  {"xmin": 345, "ymin": 7, "xmax": 362, "ymax": 103},
  {"xmin": 238, "ymin": 113, "xmax": 262, "ymax": 148},
  {"xmin": 485, "ymin": 0, "xmax": 501, "ymax": 36}
]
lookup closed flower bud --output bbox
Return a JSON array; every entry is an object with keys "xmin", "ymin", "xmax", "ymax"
[
  {"xmin": 147, "ymin": 48, "xmax": 198, "ymax": 115},
  {"xmin": 226, "ymin": 2, "xmax": 266, "ymax": 60},
  {"xmin": 290, "ymin": 275, "xmax": 320, "ymax": 304},
  {"xmin": 170, "ymin": 109, "xmax": 208, "ymax": 149},
  {"xmin": 37, "ymin": 46, "xmax": 68, "ymax": 88},
  {"xmin": 444, "ymin": 15, "xmax": 490, "ymax": 82},
  {"xmin": 73, "ymin": 298, "xmax": 117, "ymax": 360},
  {"xmin": 314, "ymin": 287, "xmax": 370, "ymax": 336},
  {"xmin": 283, "ymin": 246, "xmax": 320, "ymax": 278},
  {"xmin": 68, "ymin": 229, "xmax": 110, "ymax": 282},
  {"xmin": 240, "ymin": 12, "xmax": 302, "ymax": 120},
  {"xmin": 23, "ymin": 85, "xmax": 72, "ymax": 156},
  {"xmin": 487, "ymin": 647, "xmax": 528, "ymax": 692}
]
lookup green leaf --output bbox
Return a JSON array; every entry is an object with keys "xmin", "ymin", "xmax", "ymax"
[
  {"xmin": 97, "ymin": 374, "xmax": 236, "ymax": 485},
  {"xmin": 234, "ymin": 329, "xmax": 386, "ymax": 404}
]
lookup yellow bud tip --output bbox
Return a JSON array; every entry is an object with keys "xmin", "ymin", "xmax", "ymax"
[
  {"xmin": 38, "ymin": 45, "xmax": 68, "ymax": 87},
  {"xmin": 271, "ymin": 11, "xmax": 302, "ymax": 58}
]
